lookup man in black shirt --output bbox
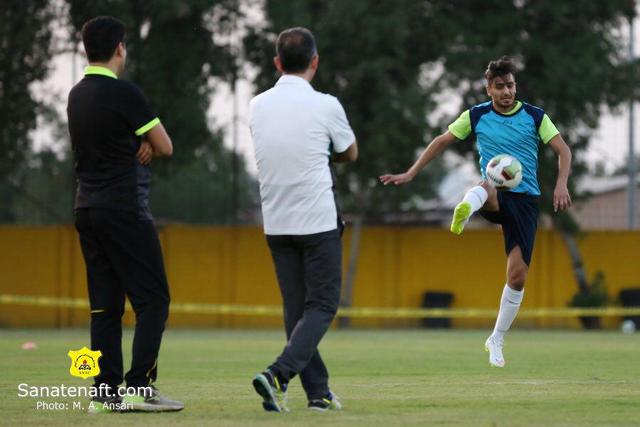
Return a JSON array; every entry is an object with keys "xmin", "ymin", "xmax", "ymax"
[{"xmin": 67, "ymin": 16, "xmax": 182, "ymax": 413}]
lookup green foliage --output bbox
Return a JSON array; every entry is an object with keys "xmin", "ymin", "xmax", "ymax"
[
  {"xmin": 4, "ymin": 1, "xmax": 639, "ymax": 226},
  {"xmin": 65, "ymin": 0, "xmax": 257, "ymax": 223},
  {"xmin": 66, "ymin": 0, "xmax": 233, "ymax": 169},
  {"xmin": 8, "ymin": 150, "xmax": 73, "ymax": 224},
  {"xmin": 245, "ymin": 0, "xmax": 449, "ymax": 216},
  {"xmin": 0, "ymin": 100, "xmax": 73, "ymax": 223},
  {"xmin": 570, "ymin": 270, "xmax": 610, "ymax": 308},
  {"xmin": 247, "ymin": 0, "xmax": 639, "ymax": 224},
  {"xmin": 431, "ymin": 0, "xmax": 638, "ymax": 229},
  {"xmin": 150, "ymin": 146, "xmax": 258, "ymax": 224},
  {"xmin": 0, "ymin": 1, "xmax": 54, "ymax": 182}
]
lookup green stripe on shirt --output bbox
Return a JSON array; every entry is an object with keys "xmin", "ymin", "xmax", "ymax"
[
  {"xmin": 448, "ymin": 110, "xmax": 471, "ymax": 140},
  {"xmin": 135, "ymin": 117, "xmax": 160, "ymax": 136},
  {"xmin": 539, "ymin": 114, "xmax": 559, "ymax": 144}
]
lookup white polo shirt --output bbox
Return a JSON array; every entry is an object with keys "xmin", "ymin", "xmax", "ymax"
[{"xmin": 249, "ymin": 75, "xmax": 356, "ymax": 235}]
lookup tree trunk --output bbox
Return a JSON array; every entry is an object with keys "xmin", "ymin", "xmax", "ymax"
[
  {"xmin": 338, "ymin": 213, "xmax": 363, "ymax": 328},
  {"xmin": 557, "ymin": 229, "xmax": 589, "ymax": 294}
]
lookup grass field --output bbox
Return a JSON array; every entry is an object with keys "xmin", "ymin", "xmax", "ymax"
[{"xmin": 1, "ymin": 328, "xmax": 639, "ymax": 426}]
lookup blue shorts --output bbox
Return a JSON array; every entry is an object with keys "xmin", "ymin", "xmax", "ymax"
[{"xmin": 479, "ymin": 191, "xmax": 540, "ymax": 266}]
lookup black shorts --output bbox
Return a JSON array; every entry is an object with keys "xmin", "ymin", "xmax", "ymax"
[{"xmin": 479, "ymin": 191, "xmax": 540, "ymax": 266}]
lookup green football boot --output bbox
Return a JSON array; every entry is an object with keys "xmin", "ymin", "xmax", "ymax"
[{"xmin": 450, "ymin": 201, "xmax": 472, "ymax": 235}]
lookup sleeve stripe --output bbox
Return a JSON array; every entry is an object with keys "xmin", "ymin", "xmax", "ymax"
[
  {"xmin": 448, "ymin": 125, "xmax": 468, "ymax": 140},
  {"xmin": 135, "ymin": 117, "xmax": 160, "ymax": 136},
  {"xmin": 448, "ymin": 110, "xmax": 472, "ymax": 140},
  {"xmin": 539, "ymin": 114, "xmax": 560, "ymax": 144}
]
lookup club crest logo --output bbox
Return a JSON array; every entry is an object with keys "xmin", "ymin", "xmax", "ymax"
[{"xmin": 68, "ymin": 346, "xmax": 102, "ymax": 379}]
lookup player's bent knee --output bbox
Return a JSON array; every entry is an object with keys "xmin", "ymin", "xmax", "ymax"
[
  {"xmin": 508, "ymin": 271, "xmax": 527, "ymax": 291},
  {"xmin": 306, "ymin": 299, "xmax": 339, "ymax": 317},
  {"xmin": 324, "ymin": 302, "xmax": 340, "ymax": 317},
  {"xmin": 509, "ymin": 281, "xmax": 525, "ymax": 292}
]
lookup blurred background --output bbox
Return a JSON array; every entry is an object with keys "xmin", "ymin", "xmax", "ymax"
[{"xmin": 1, "ymin": 0, "xmax": 640, "ymax": 330}]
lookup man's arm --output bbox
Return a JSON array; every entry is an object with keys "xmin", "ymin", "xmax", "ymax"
[
  {"xmin": 332, "ymin": 141, "xmax": 358, "ymax": 163},
  {"xmin": 144, "ymin": 123, "xmax": 173, "ymax": 157},
  {"xmin": 136, "ymin": 123, "xmax": 173, "ymax": 164},
  {"xmin": 379, "ymin": 131, "xmax": 458, "ymax": 185},
  {"xmin": 548, "ymin": 134, "xmax": 572, "ymax": 212},
  {"xmin": 326, "ymin": 96, "xmax": 357, "ymax": 163}
]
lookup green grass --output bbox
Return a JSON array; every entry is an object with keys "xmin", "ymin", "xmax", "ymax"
[{"xmin": 1, "ymin": 329, "xmax": 639, "ymax": 426}]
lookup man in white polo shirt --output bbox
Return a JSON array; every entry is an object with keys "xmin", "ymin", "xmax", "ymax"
[{"xmin": 249, "ymin": 27, "xmax": 357, "ymax": 413}]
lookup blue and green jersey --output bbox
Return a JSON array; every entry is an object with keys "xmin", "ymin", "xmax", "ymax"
[{"xmin": 448, "ymin": 101, "xmax": 559, "ymax": 195}]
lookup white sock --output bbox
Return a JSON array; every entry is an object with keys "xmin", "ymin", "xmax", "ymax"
[
  {"xmin": 491, "ymin": 285, "xmax": 524, "ymax": 340},
  {"xmin": 462, "ymin": 186, "xmax": 488, "ymax": 214}
]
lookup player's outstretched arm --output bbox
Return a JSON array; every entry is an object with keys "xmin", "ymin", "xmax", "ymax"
[
  {"xmin": 379, "ymin": 131, "xmax": 458, "ymax": 186},
  {"xmin": 548, "ymin": 134, "xmax": 572, "ymax": 212}
]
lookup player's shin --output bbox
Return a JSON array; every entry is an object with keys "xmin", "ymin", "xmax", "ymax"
[
  {"xmin": 462, "ymin": 186, "xmax": 488, "ymax": 214},
  {"xmin": 492, "ymin": 284, "xmax": 524, "ymax": 340}
]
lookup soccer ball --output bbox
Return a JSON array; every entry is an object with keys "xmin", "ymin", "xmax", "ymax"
[{"xmin": 485, "ymin": 154, "xmax": 523, "ymax": 189}]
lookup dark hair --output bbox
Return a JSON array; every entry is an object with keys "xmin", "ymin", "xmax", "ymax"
[
  {"xmin": 484, "ymin": 56, "xmax": 516, "ymax": 83},
  {"xmin": 276, "ymin": 27, "xmax": 317, "ymax": 73},
  {"xmin": 81, "ymin": 16, "xmax": 125, "ymax": 62}
]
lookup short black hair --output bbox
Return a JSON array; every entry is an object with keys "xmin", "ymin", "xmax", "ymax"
[
  {"xmin": 276, "ymin": 27, "xmax": 317, "ymax": 73},
  {"xmin": 81, "ymin": 16, "xmax": 125, "ymax": 62},
  {"xmin": 484, "ymin": 56, "xmax": 516, "ymax": 83}
]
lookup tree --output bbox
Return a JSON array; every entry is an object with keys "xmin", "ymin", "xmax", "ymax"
[
  {"xmin": 431, "ymin": 0, "xmax": 639, "ymax": 294},
  {"xmin": 0, "ymin": 1, "xmax": 55, "ymax": 221},
  {"xmin": 245, "ymin": 0, "xmax": 454, "ymax": 324},
  {"xmin": 9, "ymin": 148, "xmax": 73, "ymax": 224},
  {"xmin": 247, "ymin": 0, "xmax": 640, "ymax": 316},
  {"xmin": 245, "ymin": 0, "xmax": 453, "ymax": 215},
  {"xmin": 66, "ymin": 0, "xmax": 257, "ymax": 223}
]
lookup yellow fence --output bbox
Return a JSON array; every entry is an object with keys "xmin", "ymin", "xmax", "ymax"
[{"xmin": 0, "ymin": 225, "xmax": 638, "ymax": 329}]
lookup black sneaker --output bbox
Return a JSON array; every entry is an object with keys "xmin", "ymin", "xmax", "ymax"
[
  {"xmin": 308, "ymin": 391, "xmax": 342, "ymax": 412},
  {"xmin": 122, "ymin": 385, "xmax": 184, "ymax": 412},
  {"xmin": 252, "ymin": 370, "xmax": 289, "ymax": 412}
]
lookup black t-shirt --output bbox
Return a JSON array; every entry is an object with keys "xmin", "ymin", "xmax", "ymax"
[{"xmin": 66, "ymin": 67, "xmax": 158, "ymax": 219}]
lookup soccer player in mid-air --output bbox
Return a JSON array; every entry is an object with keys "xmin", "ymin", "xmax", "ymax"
[{"xmin": 380, "ymin": 56, "xmax": 572, "ymax": 367}]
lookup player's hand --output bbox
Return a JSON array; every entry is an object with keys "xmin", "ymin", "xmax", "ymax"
[
  {"xmin": 379, "ymin": 172, "xmax": 414, "ymax": 186},
  {"xmin": 136, "ymin": 141, "xmax": 153, "ymax": 165},
  {"xmin": 553, "ymin": 184, "xmax": 572, "ymax": 212}
]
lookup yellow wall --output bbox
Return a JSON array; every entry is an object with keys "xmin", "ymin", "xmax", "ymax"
[{"xmin": 0, "ymin": 225, "xmax": 638, "ymax": 329}]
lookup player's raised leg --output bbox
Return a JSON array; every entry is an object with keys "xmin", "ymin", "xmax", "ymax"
[
  {"xmin": 486, "ymin": 246, "xmax": 527, "ymax": 367},
  {"xmin": 450, "ymin": 182, "xmax": 496, "ymax": 235}
]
